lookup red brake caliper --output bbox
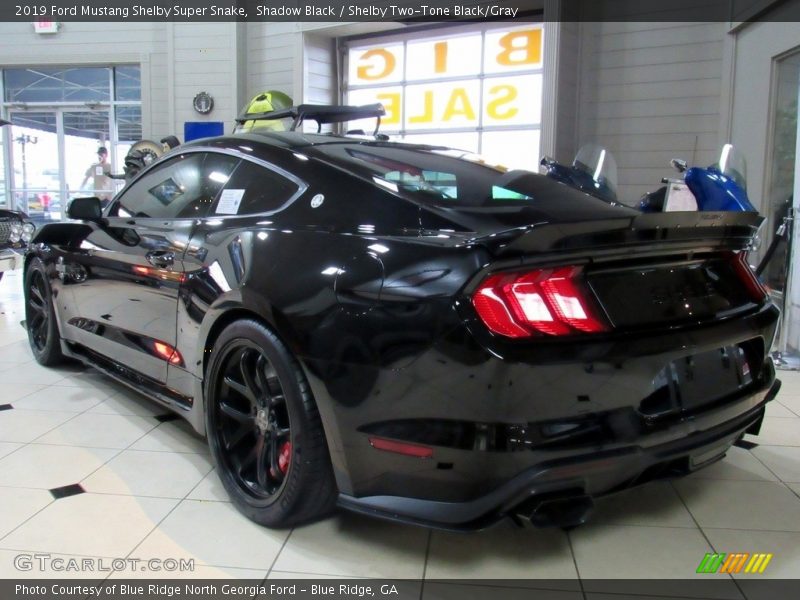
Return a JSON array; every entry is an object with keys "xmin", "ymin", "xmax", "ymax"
[{"xmin": 277, "ymin": 441, "xmax": 291, "ymax": 475}]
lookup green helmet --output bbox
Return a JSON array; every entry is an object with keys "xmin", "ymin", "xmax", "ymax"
[{"xmin": 236, "ymin": 90, "xmax": 293, "ymax": 132}]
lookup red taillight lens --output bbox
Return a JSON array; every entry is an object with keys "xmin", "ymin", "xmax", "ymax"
[
  {"xmin": 732, "ymin": 252, "xmax": 768, "ymax": 303},
  {"xmin": 472, "ymin": 266, "xmax": 609, "ymax": 338}
]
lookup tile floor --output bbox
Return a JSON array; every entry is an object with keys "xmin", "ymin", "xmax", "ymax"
[{"xmin": 0, "ymin": 269, "xmax": 799, "ymax": 595}]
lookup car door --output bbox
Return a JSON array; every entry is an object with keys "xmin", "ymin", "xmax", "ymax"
[
  {"xmin": 60, "ymin": 151, "xmax": 240, "ymax": 386},
  {"xmin": 166, "ymin": 156, "xmax": 307, "ymax": 398}
]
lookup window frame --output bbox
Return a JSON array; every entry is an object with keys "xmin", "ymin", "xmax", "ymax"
[
  {"xmin": 109, "ymin": 151, "xmax": 236, "ymax": 220},
  {"xmin": 108, "ymin": 147, "xmax": 309, "ymax": 221},
  {"xmin": 0, "ymin": 64, "xmax": 143, "ymax": 210},
  {"xmin": 209, "ymin": 156, "xmax": 305, "ymax": 218}
]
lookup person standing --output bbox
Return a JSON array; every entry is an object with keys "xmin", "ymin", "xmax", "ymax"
[{"xmin": 79, "ymin": 146, "xmax": 115, "ymax": 202}]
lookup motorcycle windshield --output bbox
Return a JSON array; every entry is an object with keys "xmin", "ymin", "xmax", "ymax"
[
  {"xmin": 573, "ymin": 143, "xmax": 619, "ymax": 201},
  {"xmin": 715, "ymin": 143, "xmax": 747, "ymax": 191}
]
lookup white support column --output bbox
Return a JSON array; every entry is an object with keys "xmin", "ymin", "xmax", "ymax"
[
  {"xmin": 166, "ymin": 22, "xmax": 176, "ymax": 137},
  {"xmin": 540, "ymin": 0, "xmax": 562, "ymax": 159}
]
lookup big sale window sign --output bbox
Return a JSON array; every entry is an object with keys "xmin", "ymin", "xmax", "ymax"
[{"xmin": 344, "ymin": 25, "xmax": 543, "ymax": 170}]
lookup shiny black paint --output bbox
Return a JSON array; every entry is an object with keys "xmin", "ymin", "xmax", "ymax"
[{"xmin": 27, "ymin": 131, "xmax": 780, "ymax": 528}]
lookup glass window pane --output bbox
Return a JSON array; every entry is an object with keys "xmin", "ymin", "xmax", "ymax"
[
  {"xmin": 114, "ymin": 66, "xmax": 141, "ymax": 101},
  {"xmin": 63, "ymin": 110, "xmax": 113, "ymax": 201},
  {"xmin": 404, "ymin": 80, "xmax": 481, "ymax": 131},
  {"xmin": 348, "ymin": 43, "xmax": 404, "ymax": 86},
  {"xmin": 7, "ymin": 113, "xmax": 61, "ymax": 224},
  {"xmin": 213, "ymin": 160, "xmax": 299, "ymax": 215},
  {"xmin": 402, "ymin": 132, "xmax": 479, "ymax": 153},
  {"xmin": 480, "ymin": 130, "xmax": 541, "ymax": 172},
  {"xmin": 406, "ymin": 34, "xmax": 482, "ymax": 80},
  {"xmin": 4, "ymin": 67, "xmax": 111, "ymax": 103},
  {"xmin": 0, "ymin": 126, "xmax": 6, "ymax": 209},
  {"xmin": 764, "ymin": 51, "xmax": 800, "ymax": 293},
  {"xmin": 114, "ymin": 106, "xmax": 143, "ymax": 175},
  {"xmin": 346, "ymin": 86, "xmax": 402, "ymax": 133},
  {"xmin": 114, "ymin": 153, "xmax": 238, "ymax": 220},
  {"xmin": 482, "ymin": 74, "xmax": 543, "ymax": 127},
  {"xmin": 483, "ymin": 26, "xmax": 543, "ymax": 74}
]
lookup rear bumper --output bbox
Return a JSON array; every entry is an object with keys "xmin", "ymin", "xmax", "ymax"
[
  {"xmin": 339, "ymin": 372, "xmax": 780, "ymax": 530},
  {"xmin": 0, "ymin": 248, "xmax": 22, "ymax": 273}
]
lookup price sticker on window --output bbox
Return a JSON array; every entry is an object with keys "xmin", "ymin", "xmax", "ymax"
[{"xmin": 216, "ymin": 189, "xmax": 245, "ymax": 214}]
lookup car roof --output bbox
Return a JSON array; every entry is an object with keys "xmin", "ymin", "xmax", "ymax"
[{"xmin": 182, "ymin": 130, "xmax": 452, "ymax": 154}]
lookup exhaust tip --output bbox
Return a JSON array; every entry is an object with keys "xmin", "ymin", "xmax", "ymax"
[{"xmin": 515, "ymin": 494, "xmax": 595, "ymax": 529}]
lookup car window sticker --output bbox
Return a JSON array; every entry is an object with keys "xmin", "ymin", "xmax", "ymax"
[{"xmin": 216, "ymin": 189, "xmax": 246, "ymax": 214}]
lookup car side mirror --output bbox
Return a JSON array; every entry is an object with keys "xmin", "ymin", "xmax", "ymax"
[{"xmin": 67, "ymin": 197, "xmax": 103, "ymax": 221}]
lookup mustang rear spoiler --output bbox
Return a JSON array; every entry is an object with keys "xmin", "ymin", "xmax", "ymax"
[
  {"xmin": 483, "ymin": 211, "xmax": 764, "ymax": 257},
  {"xmin": 235, "ymin": 103, "xmax": 386, "ymax": 134}
]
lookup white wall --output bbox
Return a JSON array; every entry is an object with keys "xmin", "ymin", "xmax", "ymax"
[
  {"xmin": 246, "ymin": 22, "xmax": 304, "ymax": 103},
  {"xmin": 166, "ymin": 22, "xmax": 245, "ymax": 137},
  {"xmin": 577, "ymin": 21, "xmax": 728, "ymax": 203},
  {"xmin": 303, "ymin": 34, "xmax": 336, "ymax": 106}
]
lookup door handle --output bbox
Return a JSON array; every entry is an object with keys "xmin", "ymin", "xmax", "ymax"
[{"xmin": 146, "ymin": 250, "xmax": 175, "ymax": 268}]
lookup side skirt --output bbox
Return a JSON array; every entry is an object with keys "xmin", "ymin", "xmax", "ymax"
[{"xmin": 62, "ymin": 340, "xmax": 194, "ymax": 416}]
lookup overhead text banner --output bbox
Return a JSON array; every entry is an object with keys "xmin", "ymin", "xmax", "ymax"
[
  {"xmin": 2, "ymin": 0, "xmax": 799, "ymax": 22},
  {"xmin": 3, "ymin": 1, "xmax": 542, "ymax": 22}
]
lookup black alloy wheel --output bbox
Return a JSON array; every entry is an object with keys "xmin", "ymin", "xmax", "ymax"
[
  {"xmin": 27, "ymin": 269, "xmax": 50, "ymax": 351},
  {"xmin": 215, "ymin": 342, "xmax": 292, "ymax": 499},
  {"xmin": 205, "ymin": 319, "xmax": 336, "ymax": 527},
  {"xmin": 24, "ymin": 258, "xmax": 65, "ymax": 366}
]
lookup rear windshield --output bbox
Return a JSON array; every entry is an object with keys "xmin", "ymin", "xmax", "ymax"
[{"xmin": 311, "ymin": 143, "xmax": 542, "ymax": 207}]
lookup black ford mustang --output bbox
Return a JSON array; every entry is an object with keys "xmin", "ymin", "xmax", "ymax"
[{"xmin": 24, "ymin": 106, "xmax": 780, "ymax": 530}]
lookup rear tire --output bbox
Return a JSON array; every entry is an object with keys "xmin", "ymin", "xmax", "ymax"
[
  {"xmin": 205, "ymin": 319, "xmax": 337, "ymax": 527},
  {"xmin": 24, "ymin": 258, "xmax": 65, "ymax": 366}
]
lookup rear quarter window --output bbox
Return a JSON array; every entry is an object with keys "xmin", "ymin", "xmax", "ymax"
[{"xmin": 210, "ymin": 159, "xmax": 300, "ymax": 216}]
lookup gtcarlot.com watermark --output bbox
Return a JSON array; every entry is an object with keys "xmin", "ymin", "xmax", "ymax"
[{"xmin": 14, "ymin": 553, "xmax": 195, "ymax": 573}]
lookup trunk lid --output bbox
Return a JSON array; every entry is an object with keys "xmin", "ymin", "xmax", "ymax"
[{"xmin": 465, "ymin": 211, "xmax": 765, "ymax": 335}]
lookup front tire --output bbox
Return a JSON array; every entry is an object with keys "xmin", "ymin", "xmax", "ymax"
[
  {"xmin": 205, "ymin": 319, "xmax": 337, "ymax": 527},
  {"xmin": 24, "ymin": 258, "xmax": 65, "ymax": 366}
]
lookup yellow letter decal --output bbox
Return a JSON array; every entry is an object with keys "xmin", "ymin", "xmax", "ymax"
[
  {"xmin": 443, "ymin": 88, "xmax": 476, "ymax": 122},
  {"xmin": 496, "ymin": 29, "xmax": 542, "ymax": 67},
  {"xmin": 486, "ymin": 85, "xmax": 518, "ymax": 120},
  {"xmin": 357, "ymin": 49, "xmax": 396, "ymax": 81}
]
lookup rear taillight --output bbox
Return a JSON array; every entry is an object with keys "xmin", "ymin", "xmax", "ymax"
[
  {"xmin": 472, "ymin": 266, "xmax": 609, "ymax": 338},
  {"xmin": 732, "ymin": 252, "xmax": 768, "ymax": 303}
]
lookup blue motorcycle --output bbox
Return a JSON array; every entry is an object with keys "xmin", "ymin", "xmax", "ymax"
[
  {"xmin": 639, "ymin": 144, "xmax": 756, "ymax": 212},
  {"xmin": 542, "ymin": 143, "xmax": 756, "ymax": 213}
]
